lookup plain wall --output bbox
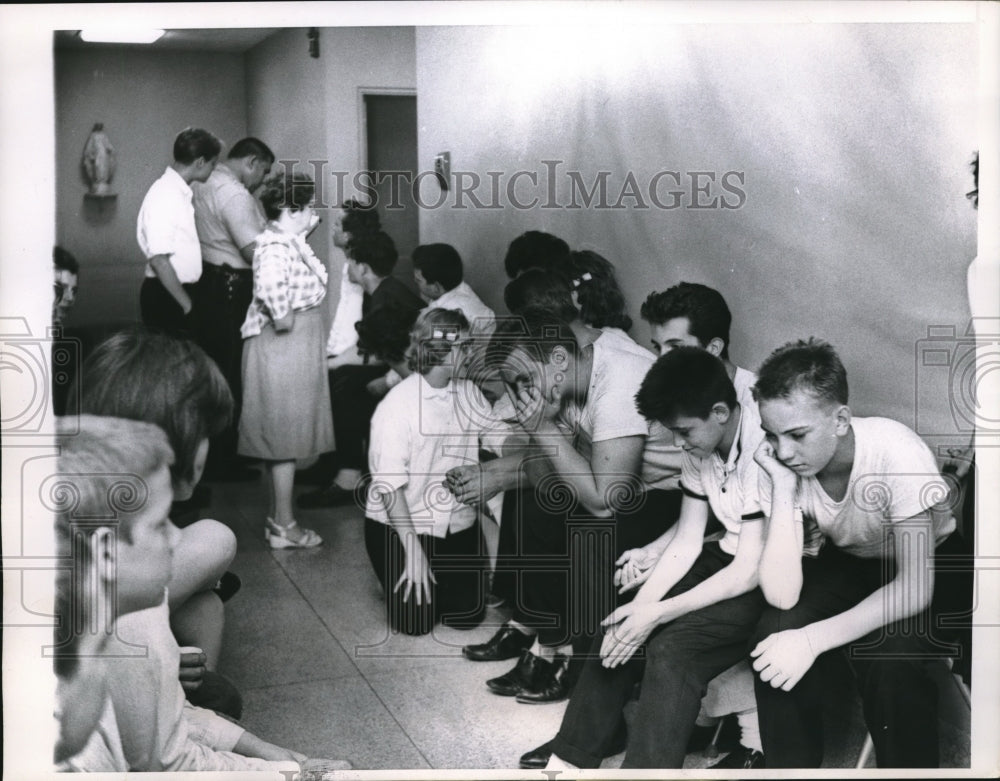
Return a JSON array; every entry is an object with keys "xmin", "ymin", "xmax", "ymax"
[
  {"xmin": 54, "ymin": 47, "xmax": 247, "ymax": 327},
  {"xmin": 415, "ymin": 24, "xmax": 978, "ymax": 444},
  {"xmin": 246, "ymin": 26, "xmax": 416, "ymax": 325}
]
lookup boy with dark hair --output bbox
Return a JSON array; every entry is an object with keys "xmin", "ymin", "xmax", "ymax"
[
  {"xmin": 750, "ymin": 338, "xmax": 957, "ymax": 768},
  {"xmin": 640, "ymin": 282, "xmax": 756, "ymax": 407},
  {"xmin": 413, "ymin": 243, "xmax": 495, "ymax": 334},
  {"xmin": 535, "ymin": 348, "xmax": 769, "ymax": 769},
  {"xmin": 503, "ymin": 230, "xmax": 571, "ymax": 278},
  {"xmin": 299, "ymin": 229, "xmax": 425, "ymax": 508},
  {"xmin": 137, "ymin": 127, "xmax": 221, "ymax": 336}
]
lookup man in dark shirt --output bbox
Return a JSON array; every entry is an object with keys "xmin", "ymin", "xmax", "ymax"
[{"xmin": 299, "ymin": 230, "xmax": 424, "ymax": 507}]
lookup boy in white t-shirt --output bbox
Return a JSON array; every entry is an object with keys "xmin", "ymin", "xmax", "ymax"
[
  {"xmin": 544, "ymin": 348, "xmax": 770, "ymax": 769},
  {"xmin": 751, "ymin": 338, "xmax": 956, "ymax": 768}
]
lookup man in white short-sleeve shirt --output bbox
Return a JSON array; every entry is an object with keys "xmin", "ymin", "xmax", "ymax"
[
  {"xmin": 750, "ymin": 338, "xmax": 956, "ymax": 768},
  {"xmin": 137, "ymin": 128, "xmax": 220, "ymax": 336}
]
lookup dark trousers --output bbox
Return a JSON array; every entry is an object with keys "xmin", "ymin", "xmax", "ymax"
[
  {"xmin": 140, "ymin": 277, "xmax": 196, "ymax": 338},
  {"xmin": 194, "ymin": 264, "xmax": 254, "ymax": 470},
  {"xmin": 329, "ymin": 364, "xmax": 387, "ymax": 472},
  {"xmin": 498, "ymin": 459, "xmax": 681, "ymax": 652},
  {"xmin": 364, "ymin": 518, "xmax": 487, "ymax": 636},
  {"xmin": 551, "ymin": 543, "xmax": 767, "ymax": 768},
  {"xmin": 752, "ymin": 542, "xmax": 960, "ymax": 768}
]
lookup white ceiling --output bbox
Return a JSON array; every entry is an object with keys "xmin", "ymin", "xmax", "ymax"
[{"xmin": 54, "ymin": 28, "xmax": 282, "ymax": 53}]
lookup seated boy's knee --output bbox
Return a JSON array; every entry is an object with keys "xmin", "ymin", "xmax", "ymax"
[{"xmin": 186, "ymin": 519, "xmax": 238, "ymax": 573}]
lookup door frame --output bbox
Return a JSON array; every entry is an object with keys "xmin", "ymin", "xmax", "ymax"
[{"xmin": 356, "ymin": 87, "xmax": 417, "ymax": 176}]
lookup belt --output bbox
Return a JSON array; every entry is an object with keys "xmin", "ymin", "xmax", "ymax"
[{"xmin": 203, "ymin": 263, "xmax": 252, "ymax": 278}]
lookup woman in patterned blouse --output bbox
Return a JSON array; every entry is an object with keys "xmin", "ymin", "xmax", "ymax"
[{"xmin": 239, "ymin": 173, "xmax": 335, "ymax": 548}]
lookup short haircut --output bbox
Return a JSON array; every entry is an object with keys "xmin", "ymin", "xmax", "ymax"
[
  {"xmin": 227, "ymin": 136, "xmax": 275, "ymax": 164},
  {"xmin": 503, "ymin": 230, "xmax": 570, "ymax": 279},
  {"xmin": 503, "ymin": 269, "xmax": 578, "ymax": 322},
  {"xmin": 356, "ymin": 303, "xmax": 420, "ymax": 364},
  {"xmin": 68, "ymin": 329, "xmax": 233, "ymax": 488},
  {"xmin": 753, "ymin": 337, "xmax": 848, "ymax": 406},
  {"xmin": 640, "ymin": 282, "xmax": 732, "ymax": 359},
  {"xmin": 54, "ymin": 246, "xmax": 79, "ymax": 275},
  {"xmin": 635, "ymin": 347, "xmax": 737, "ymax": 423},
  {"xmin": 260, "ymin": 173, "xmax": 314, "ymax": 220},
  {"xmin": 54, "ymin": 414, "xmax": 173, "ymax": 677},
  {"xmin": 485, "ymin": 312, "xmax": 578, "ymax": 371},
  {"xmin": 341, "ymin": 198, "xmax": 381, "ymax": 239},
  {"xmin": 407, "ymin": 307, "xmax": 470, "ymax": 374},
  {"xmin": 173, "ymin": 127, "xmax": 222, "ymax": 165},
  {"xmin": 351, "ymin": 230, "xmax": 398, "ymax": 278},
  {"xmin": 566, "ymin": 250, "xmax": 632, "ymax": 331},
  {"xmin": 413, "ymin": 243, "xmax": 463, "ymax": 291}
]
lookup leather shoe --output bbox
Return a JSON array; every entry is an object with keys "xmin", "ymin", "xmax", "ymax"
[
  {"xmin": 519, "ymin": 740, "xmax": 554, "ymax": 769},
  {"xmin": 516, "ymin": 653, "xmax": 570, "ymax": 703},
  {"xmin": 519, "ymin": 727, "xmax": 626, "ymax": 768},
  {"xmin": 297, "ymin": 483, "xmax": 356, "ymax": 508},
  {"xmin": 709, "ymin": 746, "xmax": 764, "ymax": 769},
  {"xmin": 462, "ymin": 624, "xmax": 534, "ymax": 662},
  {"xmin": 486, "ymin": 650, "xmax": 546, "ymax": 696}
]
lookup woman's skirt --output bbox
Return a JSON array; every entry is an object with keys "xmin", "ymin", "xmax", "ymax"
[{"xmin": 238, "ymin": 306, "xmax": 335, "ymax": 460}]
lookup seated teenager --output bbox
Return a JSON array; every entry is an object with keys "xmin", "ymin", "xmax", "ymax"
[
  {"xmin": 55, "ymin": 416, "xmax": 351, "ymax": 773},
  {"xmin": 539, "ymin": 348, "xmax": 769, "ymax": 769},
  {"xmin": 503, "ymin": 230, "xmax": 571, "ymax": 278},
  {"xmin": 640, "ymin": 281, "xmax": 756, "ymax": 405},
  {"xmin": 451, "ymin": 301, "xmax": 681, "ymax": 705},
  {"xmin": 365, "ymin": 308, "xmax": 506, "ymax": 635},
  {"xmin": 563, "ymin": 249, "xmax": 633, "ymax": 334},
  {"xmin": 412, "ymin": 242, "xmax": 495, "ymax": 334},
  {"xmin": 69, "ymin": 329, "xmax": 241, "ymax": 717},
  {"xmin": 299, "ymin": 230, "xmax": 425, "ymax": 508},
  {"xmin": 750, "ymin": 338, "xmax": 957, "ymax": 768}
]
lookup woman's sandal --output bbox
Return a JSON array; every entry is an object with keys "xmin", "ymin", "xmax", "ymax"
[{"xmin": 265, "ymin": 517, "xmax": 323, "ymax": 549}]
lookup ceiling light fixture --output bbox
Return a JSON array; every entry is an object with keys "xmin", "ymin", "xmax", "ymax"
[{"xmin": 79, "ymin": 28, "xmax": 166, "ymax": 44}]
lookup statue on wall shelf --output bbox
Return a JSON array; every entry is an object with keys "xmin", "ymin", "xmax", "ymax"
[{"xmin": 82, "ymin": 123, "xmax": 116, "ymax": 195}]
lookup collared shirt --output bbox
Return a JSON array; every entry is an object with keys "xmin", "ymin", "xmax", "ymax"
[
  {"xmin": 680, "ymin": 400, "xmax": 766, "ymax": 555},
  {"xmin": 137, "ymin": 167, "xmax": 203, "ymax": 283},
  {"xmin": 366, "ymin": 374, "xmax": 509, "ymax": 538},
  {"xmin": 192, "ymin": 163, "xmax": 265, "ymax": 270},
  {"xmin": 759, "ymin": 417, "xmax": 955, "ymax": 559},
  {"xmin": 433, "ymin": 281, "xmax": 496, "ymax": 335},
  {"xmin": 241, "ymin": 226, "xmax": 329, "ymax": 338}
]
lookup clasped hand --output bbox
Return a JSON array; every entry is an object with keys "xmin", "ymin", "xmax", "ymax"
[
  {"xmin": 751, "ymin": 628, "xmax": 817, "ymax": 691},
  {"xmin": 444, "ymin": 462, "xmax": 503, "ymax": 506},
  {"xmin": 598, "ymin": 602, "xmax": 667, "ymax": 668},
  {"xmin": 614, "ymin": 547, "xmax": 658, "ymax": 593},
  {"xmin": 178, "ymin": 649, "xmax": 207, "ymax": 692}
]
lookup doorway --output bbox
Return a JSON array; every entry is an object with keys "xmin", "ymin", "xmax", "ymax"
[{"xmin": 362, "ymin": 92, "xmax": 419, "ymax": 290}]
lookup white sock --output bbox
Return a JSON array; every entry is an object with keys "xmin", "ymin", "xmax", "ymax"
[
  {"xmin": 736, "ymin": 708, "xmax": 762, "ymax": 753},
  {"xmin": 507, "ymin": 620, "xmax": 533, "ymax": 637},
  {"xmin": 545, "ymin": 753, "xmax": 579, "ymax": 771}
]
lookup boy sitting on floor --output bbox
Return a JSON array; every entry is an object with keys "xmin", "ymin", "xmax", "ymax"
[{"xmin": 54, "ymin": 414, "xmax": 350, "ymax": 774}]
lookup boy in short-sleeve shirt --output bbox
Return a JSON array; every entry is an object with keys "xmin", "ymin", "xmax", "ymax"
[
  {"xmin": 751, "ymin": 339, "xmax": 956, "ymax": 768},
  {"xmin": 546, "ymin": 348, "xmax": 770, "ymax": 769}
]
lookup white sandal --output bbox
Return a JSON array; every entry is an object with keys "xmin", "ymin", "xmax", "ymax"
[{"xmin": 265, "ymin": 517, "xmax": 323, "ymax": 549}]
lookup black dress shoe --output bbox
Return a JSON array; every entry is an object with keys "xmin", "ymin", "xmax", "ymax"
[
  {"xmin": 462, "ymin": 624, "xmax": 534, "ymax": 662},
  {"xmin": 297, "ymin": 483, "xmax": 356, "ymax": 508},
  {"xmin": 519, "ymin": 740, "xmax": 553, "ymax": 769},
  {"xmin": 486, "ymin": 650, "xmax": 546, "ymax": 696},
  {"xmin": 708, "ymin": 746, "xmax": 764, "ymax": 769},
  {"xmin": 516, "ymin": 653, "xmax": 570, "ymax": 703},
  {"xmin": 519, "ymin": 727, "xmax": 627, "ymax": 769}
]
